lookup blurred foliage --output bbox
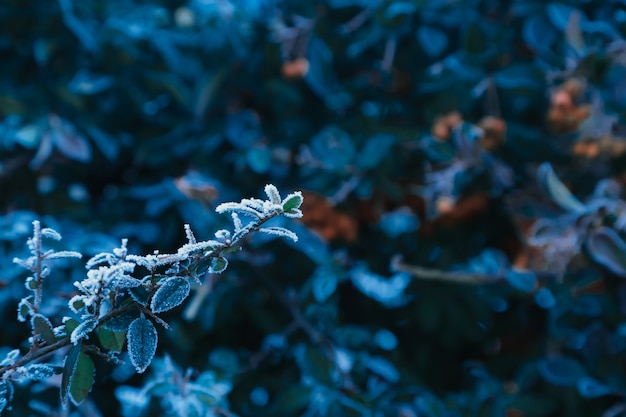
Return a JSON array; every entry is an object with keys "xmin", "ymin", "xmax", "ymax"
[{"xmin": 3, "ymin": 0, "xmax": 626, "ymax": 416}]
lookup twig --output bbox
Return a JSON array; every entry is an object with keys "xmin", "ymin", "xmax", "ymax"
[{"xmin": 256, "ymin": 268, "xmax": 358, "ymax": 392}]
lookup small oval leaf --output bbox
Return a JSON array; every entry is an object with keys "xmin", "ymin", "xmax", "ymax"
[
  {"xmin": 69, "ymin": 351, "xmax": 95, "ymax": 405},
  {"xmin": 31, "ymin": 314, "xmax": 57, "ymax": 344},
  {"xmin": 210, "ymin": 257, "xmax": 228, "ymax": 274},
  {"xmin": 127, "ymin": 318, "xmax": 158, "ymax": 374},
  {"xmin": 150, "ymin": 277, "xmax": 191, "ymax": 313}
]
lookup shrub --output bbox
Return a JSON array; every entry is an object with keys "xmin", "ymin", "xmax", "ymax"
[{"xmin": 3, "ymin": 0, "xmax": 626, "ymax": 416}]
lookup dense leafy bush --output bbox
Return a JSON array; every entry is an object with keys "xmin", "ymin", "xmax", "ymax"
[{"xmin": 3, "ymin": 0, "xmax": 626, "ymax": 416}]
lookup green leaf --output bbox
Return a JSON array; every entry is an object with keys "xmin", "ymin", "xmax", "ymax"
[
  {"xmin": 282, "ymin": 192, "xmax": 304, "ymax": 212},
  {"xmin": 69, "ymin": 351, "xmax": 95, "ymax": 405},
  {"xmin": 31, "ymin": 314, "xmax": 56, "ymax": 344},
  {"xmin": 210, "ymin": 257, "xmax": 228, "ymax": 274},
  {"xmin": 127, "ymin": 317, "xmax": 158, "ymax": 373},
  {"xmin": 61, "ymin": 342, "xmax": 81, "ymax": 406},
  {"xmin": 63, "ymin": 318, "xmax": 80, "ymax": 336},
  {"xmin": 150, "ymin": 277, "xmax": 191, "ymax": 313},
  {"xmin": 98, "ymin": 328, "xmax": 126, "ymax": 352}
]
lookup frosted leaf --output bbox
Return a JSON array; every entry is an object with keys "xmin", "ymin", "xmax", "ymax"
[
  {"xmin": 0, "ymin": 349, "xmax": 20, "ymax": 366},
  {"xmin": 231, "ymin": 213, "xmax": 243, "ymax": 231},
  {"xmin": 45, "ymin": 251, "xmax": 83, "ymax": 260},
  {"xmin": 17, "ymin": 296, "xmax": 35, "ymax": 322},
  {"xmin": 350, "ymin": 265, "xmax": 411, "ymax": 307},
  {"xmin": 113, "ymin": 239, "xmax": 129, "ymax": 258},
  {"xmin": 214, "ymin": 229, "xmax": 231, "ymax": 240},
  {"xmin": 150, "ymin": 277, "xmax": 191, "ymax": 313},
  {"xmin": 70, "ymin": 318, "xmax": 98, "ymax": 345},
  {"xmin": 19, "ymin": 364, "xmax": 57, "ymax": 381},
  {"xmin": 210, "ymin": 257, "xmax": 228, "ymax": 274},
  {"xmin": 259, "ymin": 226, "xmax": 298, "ymax": 242},
  {"xmin": 85, "ymin": 252, "xmax": 117, "ymax": 269},
  {"xmin": 215, "ymin": 202, "xmax": 262, "ymax": 218},
  {"xmin": 40, "ymin": 227, "xmax": 61, "ymax": 241},
  {"xmin": 111, "ymin": 275, "xmax": 142, "ymax": 289},
  {"xmin": 25, "ymin": 277, "xmax": 37, "ymax": 290},
  {"xmin": 13, "ymin": 257, "xmax": 35, "ymax": 270},
  {"xmin": 282, "ymin": 208, "xmax": 303, "ymax": 218},
  {"xmin": 0, "ymin": 381, "xmax": 13, "ymax": 415},
  {"xmin": 177, "ymin": 240, "xmax": 221, "ymax": 256},
  {"xmin": 264, "ymin": 184, "xmax": 282, "ymax": 204},
  {"xmin": 184, "ymin": 224, "xmax": 196, "ymax": 244},
  {"xmin": 127, "ymin": 318, "xmax": 158, "ymax": 374},
  {"xmin": 69, "ymin": 295, "xmax": 87, "ymax": 313},
  {"xmin": 282, "ymin": 191, "xmax": 304, "ymax": 213},
  {"xmin": 31, "ymin": 314, "xmax": 56, "ymax": 344}
]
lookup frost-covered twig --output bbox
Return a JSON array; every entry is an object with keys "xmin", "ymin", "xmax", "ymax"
[{"xmin": 0, "ymin": 185, "xmax": 303, "ymax": 411}]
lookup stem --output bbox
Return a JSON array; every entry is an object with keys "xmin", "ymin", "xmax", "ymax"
[
  {"xmin": 0, "ymin": 302, "xmax": 138, "ymax": 378},
  {"xmin": 257, "ymin": 268, "xmax": 358, "ymax": 392}
]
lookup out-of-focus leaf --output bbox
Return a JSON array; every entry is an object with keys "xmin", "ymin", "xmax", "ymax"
[
  {"xmin": 546, "ymin": 3, "xmax": 584, "ymax": 32},
  {"xmin": 365, "ymin": 355, "xmax": 400, "ymax": 382},
  {"xmin": 312, "ymin": 267, "xmax": 338, "ymax": 303},
  {"xmin": 374, "ymin": 329, "xmax": 398, "ymax": 351},
  {"xmin": 587, "ymin": 227, "xmax": 626, "ymax": 277},
  {"xmin": 226, "ymin": 110, "xmax": 262, "ymax": 149},
  {"xmin": 534, "ymin": 288, "xmax": 556, "ymax": 309},
  {"xmin": 537, "ymin": 163, "xmax": 586, "ymax": 213},
  {"xmin": 68, "ymin": 70, "xmax": 114, "ymax": 95},
  {"xmin": 350, "ymin": 264, "xmax": 411, "ymax": 307},
  {"xmin": 356, "ymin": 133, "xmax": 395, "ymax": 170},
  {"xmin": 577, "ymin": 377, "xmax": 614, "ymax": 398},
  {"xmin": 310, "ymin": 126, "xmax": 355, "ymax": 171},
  {"xmin": 537, "ymin": 356, "xmax": 586, "ymax": 387},
  {"xmin": 378, "ymin": 207, "xmax": 420, "ymax": 237},
  {"xmin": 246, "ymin": 146, "xmax": 272, "ymax": 174},
  {"xmin": 417, "ymin": 26, "xmax": 448, "ymax": 57},
  {"xmin": 506, "ymin": 269, "xmax": 537, "ymax": 293}
]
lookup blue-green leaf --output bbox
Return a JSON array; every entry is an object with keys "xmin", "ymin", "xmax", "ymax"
[
  {"xmin": 127, "ymin": 318, "xmax": 158, "ymax": 374},
  {"xmin": 150, "ymin": 277, "xmax": 191, "ymax": 313}
]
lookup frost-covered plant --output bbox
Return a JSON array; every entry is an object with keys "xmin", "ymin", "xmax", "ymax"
[{"xmin": 0, "ymin": 185, "xmax": 303, "ymax": 413}]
